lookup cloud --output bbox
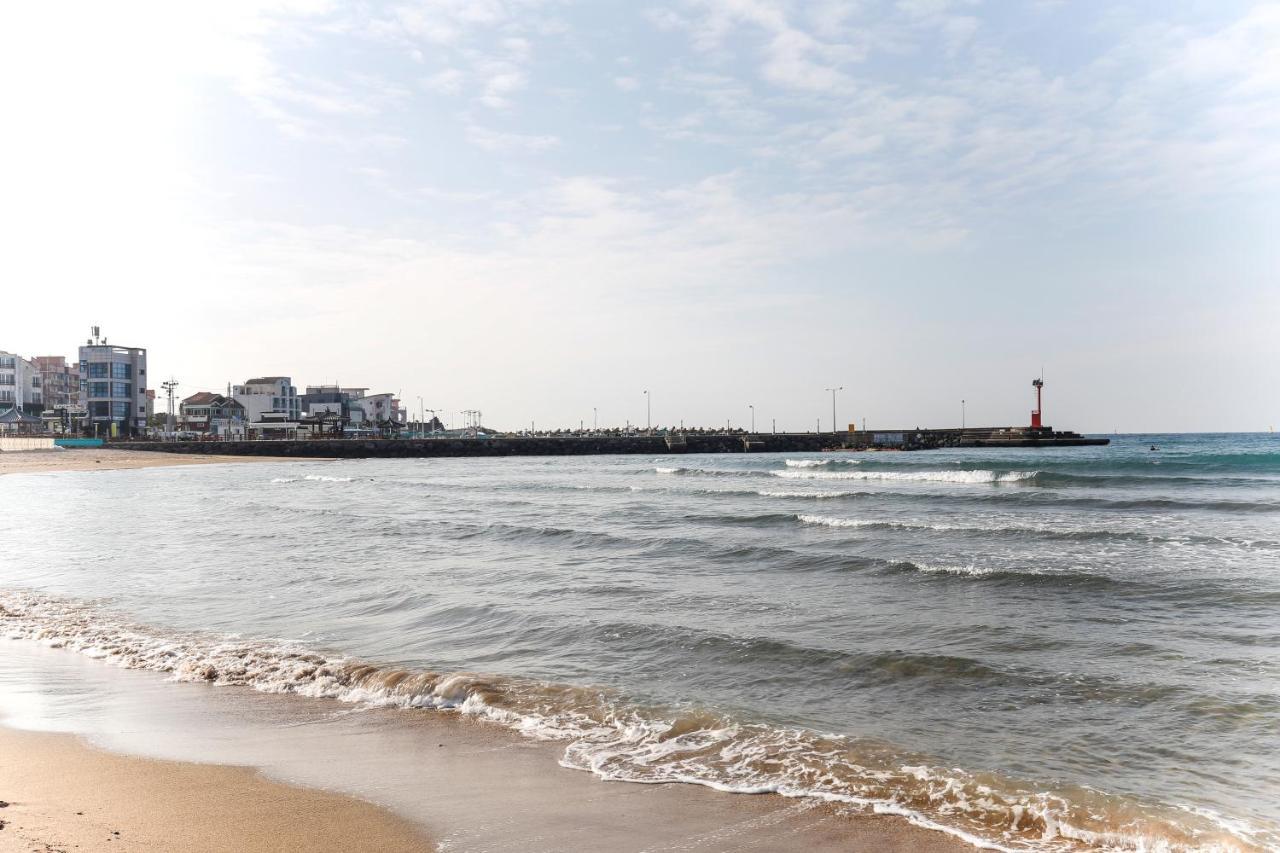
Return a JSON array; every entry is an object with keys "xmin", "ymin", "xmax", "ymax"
[{"xmin": 466, "ymin": 124, "xmax": 560, "ymax": 152}]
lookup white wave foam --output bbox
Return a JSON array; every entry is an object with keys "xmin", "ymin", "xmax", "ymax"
[
  {"xmin": 783, "ymin": 458, "xmax": 862, "ymax": 468},
  {"xmin": 911, "ymin": 562, "xmax": 997, "ymax": 578},
  {"xmin": 797, "ymin": 514, "xmax": 877, "ymax": 529},
  {"xmin": 757, "ymin": 490, "xmax": 864, "ymax": 499},
  {"xmin": 0, "ymin": 590, "xmax": 1256, "ymax": 853},
  {"xmin": 271, "ymin": 474, "xmax": 356, "ymax": 484},
  {"xmin": 654, "ymin": 466, "xmax": 685, "ymax": 475},
  {"xmin": 773, "ymin": 469, "xmax": 1037, "ymax": 484}
]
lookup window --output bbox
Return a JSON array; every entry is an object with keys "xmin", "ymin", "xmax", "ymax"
[
  {"xmin": 111, "ymin": 401, "xmax": 130, "ymax": 419},
  {"xmin": 31, "ymin": 376, "xmax": 41, "ymax": 387},
  {"xmin": 0, "ymin": 390, "xmax": 12, "ymax": 403},
  {"xmin": 89, "ymin": 381, "xmax": 110, "ymax": 397},
  {"xmin": 0, "ymin": 373, "xmax": 13, "ymax": 386},
  {"xmin": 0, "ymin": 357, "xmax": 14, "ymax": 369},
  {"xmin": 111, "ymin": 382, "xmax": 131, "ymax": 398},
  {"xmin": 91, "ymin": 401, "xmax": 110, "ymax": 417},
  {"xmin": 139, "ymin": 405, "xmax": 145, "ymax": 414},
  {"xmin": 111, "ymin": 362, "xmax": 130, "ymax": 379},
  {"xmin": 87, "ymin": 362, "xmax": 109, "ymax": 378}
]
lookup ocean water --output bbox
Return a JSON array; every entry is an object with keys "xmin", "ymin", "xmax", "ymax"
[{"xmin": 1, "ymin": 433, "xmax": 1278, "ymax": 851}]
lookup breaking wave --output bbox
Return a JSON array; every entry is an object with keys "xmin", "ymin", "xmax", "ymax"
[
  {"xmin": 794, "ymin": 515, "xmax": 1279, "ymax": 550},
  {"xmin": 271, "ymin": 474, "xmax": 358, "ymax": 484},
  {"xmin": 784, "ymin": 458, "xmax": 861, "ymax": 468},
  {"xmin": 0, "ymin": 590, "xmax": 1265, "ymax": 853},
  {"xmin": 774, "ymin": 469, "xmax": 1039, "ymax": 484}
]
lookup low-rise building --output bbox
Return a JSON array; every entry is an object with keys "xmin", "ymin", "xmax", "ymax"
[
  {"xmin": 300, "ymin": 384, "xmax": 351, "ymax": 417},
  {"xmin": 179, "ymin": 392, "xmax": 246, "ymax": 438},
  {"xmin": 349, "ymin": 392, "xmax": 400, "ymax": 425},
  {"xmin": 232, "ymin": 376, "xmax": 300, "ymax": 423}
]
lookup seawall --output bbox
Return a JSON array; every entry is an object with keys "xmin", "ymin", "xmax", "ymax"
[
  {"xmin": 111, "ymin": 426, "xmax": 1106, "ymax": 459},
  {"xmin": 113, "ymin": 433, "xmax": 839, "ymax": 458}
]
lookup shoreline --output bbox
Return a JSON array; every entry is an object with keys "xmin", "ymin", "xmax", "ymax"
[
  {"xmin": 0, "ymin": 447, "xmax": 305, "ymax": 476},
  {"xmin": 0, "ymin": 638, "xmax": 971, "ymax": 852},
  {"xmin": 0, "ymin": 725, "xmax": 432, "ymax": 853}
]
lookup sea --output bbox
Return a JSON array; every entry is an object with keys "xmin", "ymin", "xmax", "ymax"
[{"xmin": 1, "ymin": 433, "xmax": 1277, "ymax": 851}]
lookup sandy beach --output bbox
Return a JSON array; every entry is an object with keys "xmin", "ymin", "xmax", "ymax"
[
  {"xmin": 0, "ymin": 726, "xmax": 430, "ymax": 853},
  {"xmin": 0, "ymin": 641, "xmax": 969, "ymax": 853},
  {"xmin": 0, "ymin": 447, "xmax": 297, "ymax": 477}
]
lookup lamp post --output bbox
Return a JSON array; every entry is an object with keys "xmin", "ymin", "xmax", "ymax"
[
  {"xmin": 749, "ymin": 404, "xmax": 755, "ymax": 433},
  {"xmin": 593, "ymin": 407, "xmax": 598, "ymax": 431},
  {"xmin": 825, "ymin": 386, "xmax": 842, "ymax": 435},
  {"xmin": 961, "ymin": 399, "xmax": 966, "ymax": 430},
  {"xmin": 643, "ymin": 390, "xmax": 650, "ymax": 433}
]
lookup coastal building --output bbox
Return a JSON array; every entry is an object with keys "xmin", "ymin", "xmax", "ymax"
[
  {"xmin": 232, "ymin": 376, "xmax": 300, "ymax": 423},
  {"xmin": 349, "ymin": 392, "xmax": 402, "ymax": 425},
  {"xmin": 32, "ymin": 356, "xmax": 80, "ymax": 410},
  {"xmin": 78, "ymin": 329, "xmax": 148, "ymax": 438},
  {"xmin": 179, "ymin": 392, "xmax": 246, "ymax": 438},
  {"xmin": 247, "ymin": 410, "xmax": 300, "ymax": 440},
  {"xmin": 300, "ymin": 384, "xmax": 352, "ymax": 417},
  {"xmin": 0, "ymin": 351, "xmax": 43, "ymax": 416}
]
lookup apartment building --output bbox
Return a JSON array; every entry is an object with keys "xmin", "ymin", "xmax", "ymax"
[
  {"xmin": 32, "ymin": 355, "xmax": 81, "ymax": 410},
  {"xmin": 0, "ymin": 351, "xmax": 43, "ymax": 415}
]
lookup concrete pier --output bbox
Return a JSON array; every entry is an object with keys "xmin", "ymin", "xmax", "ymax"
[{"xmin": 114, "ymin": 426, "xmax": 1105, "ymax": 459}]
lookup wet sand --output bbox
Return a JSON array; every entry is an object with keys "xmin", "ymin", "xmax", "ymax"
[
  {"xmin": 0, "ymin": 641, "xmax": 971, "ymax": 853},
  {"xmin": 0, "ymin": 447, "xmax": 298, "ymax": 476},
  {"xmin": 0, "ymin": 726, "xmax": 431, "ymax": 853}
]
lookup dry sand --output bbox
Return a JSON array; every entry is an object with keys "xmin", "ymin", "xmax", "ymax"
[
  {"xmin": 0, "ymin": 726, "xmax": 431, "ymax": 853},
  {"xmin": 0, "ymin": 448, "xmax": 296, "ymax": 476}
]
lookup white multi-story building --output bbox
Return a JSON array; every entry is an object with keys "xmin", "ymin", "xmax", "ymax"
[
  {"xmin": 349, "ymin": 392, "xmax": 401, "ymax": 425},
  {"xmin": 232, "ymin": 376, "xmax": 300, "ymax": 424},
  {"xmin": 0, "ymin": 351, "xmax": 42, "ymax": 415},
  {"xmin": 78, "ymin": 330, "xmax": 148, "ymax": 437}
]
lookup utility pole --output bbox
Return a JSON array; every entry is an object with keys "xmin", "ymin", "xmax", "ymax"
[
  {"xmin": 162, "ymin": 378, "xmax": 178, "ymax": 440},
  {"xmin": 825, "ymin": 386, "xmax": 843, "ymax": 435}
]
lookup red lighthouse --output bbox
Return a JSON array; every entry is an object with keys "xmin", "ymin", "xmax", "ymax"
[{"xmin": 1031, "ymin": 378, "xmax": 1044, "ymax": 430}]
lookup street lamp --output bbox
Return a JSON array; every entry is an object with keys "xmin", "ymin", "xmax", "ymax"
[
  {"xmin": 749, "ymin": 404, "xmax": 755, "ymax": 433},
  {"xmin": 962, "ymin": 399, "xmax": 966, "ymax": 430},
  {"xmin": 643, "ymin": 390, "xmax": 650, "ymax": 433},
  {"xmin": 825, "ymin": 386, "xmax": 843, "ymax": 435},
  {"xmin": 593, "ymin": 407, "xmax": 598, "ymax": 431}
]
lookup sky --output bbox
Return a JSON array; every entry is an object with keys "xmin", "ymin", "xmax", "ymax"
[{"xmin": 1, "ymin": 0, "xmax": 1277, "ymax": 433}]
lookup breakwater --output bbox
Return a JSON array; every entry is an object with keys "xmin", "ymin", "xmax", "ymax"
[
  {"xmin": 113, "ymin": 425, "xmax": 1105, "ymax": 459},
  {"xmin": 114, "ymin": 433, "xmax": 838, "ymax": 458}
]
